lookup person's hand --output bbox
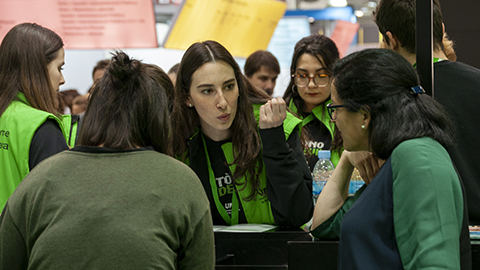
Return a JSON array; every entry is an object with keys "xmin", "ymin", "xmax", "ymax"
[
  {"xmin": 259, "ymin": 97, "xmax": 287, "ymax": 129},
  {"xmin": 343, "ymin": 150, "xmax": 385, "ymax": 184}
]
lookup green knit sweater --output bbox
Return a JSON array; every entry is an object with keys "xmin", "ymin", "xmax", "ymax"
[{"xmin": 0, "ymin": 146, "xmax": 215, "ymax": 270}]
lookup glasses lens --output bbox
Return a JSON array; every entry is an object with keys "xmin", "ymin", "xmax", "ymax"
[
  {"xmin": 294, "ymin": 76, "xmax": 308, "ymax": 87},
  {"xmin": 314, "ymin": 74, "xmax": 329, "ymax": 87}
]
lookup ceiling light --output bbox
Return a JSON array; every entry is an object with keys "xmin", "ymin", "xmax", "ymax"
[
  {"xmin": 355, "ymin": 10, "xmax": 364, "ymax": 17},
  {"xmin": 329, "ymin": 0, "xmax": 347, "ymax": 8}
]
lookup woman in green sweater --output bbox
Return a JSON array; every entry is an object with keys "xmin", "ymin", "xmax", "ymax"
[
  {"xmin": 0, "ymin": 51, "xmax": 215, "ymax": 269},
  {"xmin": 310, "ymin": 49, "xmax": 470, "ymax": 269}
]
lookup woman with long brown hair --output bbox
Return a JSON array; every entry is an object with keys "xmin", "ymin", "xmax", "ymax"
[
  {"xmin": 170, "ymin": 40, "xmax": 313, "ymax": 227},
  {"xmin": 0, "ymin": 23, "xmax": 77, "ymax": 209}
]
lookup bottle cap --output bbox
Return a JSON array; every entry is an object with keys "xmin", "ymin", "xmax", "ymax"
[{"xmin": 317, "ymin": 150, "xmax": 331, "ymax": 159}]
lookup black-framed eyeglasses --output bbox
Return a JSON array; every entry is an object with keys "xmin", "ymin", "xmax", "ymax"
[
  {"xmin": 326, "ymin": 103, "xmax": 348, "ymax": 121},
  {"xmin": 292, "ymin": 74, "xmax": 330, "ymax": 87}
]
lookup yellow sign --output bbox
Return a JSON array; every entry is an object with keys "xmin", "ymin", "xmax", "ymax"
[{"xmin": 164, "ymin": 0, "xmax": 287, "ymax": 58}]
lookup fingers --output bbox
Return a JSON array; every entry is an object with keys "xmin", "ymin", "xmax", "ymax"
[
  {"xmin": 258, "ymin": 97, "xmax": 287, "ymax": 129},
  {"xmin": 344, "ymin": 150, "xmax": 382, "ymax": 184},
  {"xmin": 259, "ymin": 104, "xmax": 266, "ymax": 120},
  {"xmin": 360, "ymin": 158, "xmax": 376, "ymax": 184},
  {"xmin": 270, "ymin": 97, "xmax": 286, "ymax": 116}
]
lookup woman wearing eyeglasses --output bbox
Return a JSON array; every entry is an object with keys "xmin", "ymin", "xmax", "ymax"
[
  {"xmin": 311, "ymin": 49, "xmax": 470, "ymax": 269},
  {"xmin": 283, "ymin": 34, "xmax": 342, "ymax": 171}
]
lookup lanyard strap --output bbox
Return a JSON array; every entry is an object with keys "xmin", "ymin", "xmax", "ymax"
[
  {"xmin": 413, "ymin": 57, "xmax": 445, "ymax": 68},
  {"xmin": 302, "ymin": 113, "xmax": 315, "ymax": 126},
  {"xmin": 201, "ymin": 134, "xmax": 239, "ymax": 225}
]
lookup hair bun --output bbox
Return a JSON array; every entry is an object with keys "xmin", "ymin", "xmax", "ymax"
[{"xmin": 108, "ymin": 51, "xmax": 141, "ymax": 84}]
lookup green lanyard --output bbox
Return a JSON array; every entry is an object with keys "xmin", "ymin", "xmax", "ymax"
[
  {"xmin": 302, "ymin": 113, "xmax": 315, "ymax": 126},
  {"xmin": 413, "ymin": 57, "xmax": 445, "ymax": 68},
  {"xmin": 201, "ymin": 134, "xmax": 239, "ymax": 225}
]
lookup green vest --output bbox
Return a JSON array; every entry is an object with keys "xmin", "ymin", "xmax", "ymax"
[
  {"xmin": 0, "ymin": 92, "xmax": 77, "ymax": 208},
  {"xmin": 184, "ymin": 105, "xmax": 302, "ymax": 225},
  {"xmin": 287, "ymin": 99, "xmax": 341, "ymax": 166}
]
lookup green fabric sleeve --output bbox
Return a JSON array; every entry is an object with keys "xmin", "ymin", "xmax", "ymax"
[
  {"xmin": 309, "ymin": 185, "xmax": 366, "ymax": 239},
  {"xmin": 0, "ymin": 204, "xmax": 29, "ymax": 269},
  {"xmin": 178, "ymin": 210, "xmax": 215, "ymax": 270},
  {"xmin": 391, "ymin": 137, "xmax": 463, "ymax": 269}
]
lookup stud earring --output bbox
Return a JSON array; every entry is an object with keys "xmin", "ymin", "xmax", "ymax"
[
  {"xmin": 361, "ymin": 124, "xmax": 365, "ymax": 129},
  {"xmin": 188, "ymin": 103, "xmax": 193, "ymax": 107}
]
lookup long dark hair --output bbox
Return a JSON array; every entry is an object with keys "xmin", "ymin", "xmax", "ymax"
[
  {"xmin": 0, "ymin": 23, "xmax": 64, "ymax": 116},
  {"xmin": 170, "ymin": 40, "xmax": 263, "ymax": 200},
  {"xmin": 283, "ymin": 34, "xmax": 340, "ymax": 112},
  {"xmin": 333, "ymin": 49, "xmax": 454, "ymax": 159},
  {"xmin": 78, "ymin": 51, "xmax": 172, "ymax": 155}
]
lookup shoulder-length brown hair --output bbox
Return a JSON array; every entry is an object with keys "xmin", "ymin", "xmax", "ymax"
[
  {"xmin": 283, "ymin": 34, "xmax": 343, "ymax": 153},
  {"xmin": 283, "ymin": 34, "xmax": 339, "ymax": 112},
  {"xmin": 78, "ymin": 51, "xmax": 172, "ymax": 155},
  {"xmin": 0, "ymin": 23, "xmax": 63, "ymax": 116},
  {"xmin": 171, "ymin": 40, "xmax": 263, "ymax": 200}
]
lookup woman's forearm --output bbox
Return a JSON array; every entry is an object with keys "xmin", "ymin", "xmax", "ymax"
[{"xmin": 311, "ymin": 153, "xmax": 354, "ymax": 229}]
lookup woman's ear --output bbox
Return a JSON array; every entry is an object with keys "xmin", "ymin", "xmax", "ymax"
[
  {"xmin": 185, "ymin": 97, "xmax": 193, "ymax": 108},
  {"xmin": 360, "ymin": 105, "xmax": 371, "ymax": 129}
]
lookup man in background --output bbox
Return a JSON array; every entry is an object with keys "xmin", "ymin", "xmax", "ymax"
[
  {"xmin": 374, "ymin": 0, "xmax": 480, "ymax": 225},
  {"xmin": 244, "ymin": 50, "xmax": 280, "ymax": 96}
]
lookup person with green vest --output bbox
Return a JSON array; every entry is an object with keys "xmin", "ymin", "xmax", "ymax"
[
  {"xmin": 283, "ymin": 34, "xmax": 342, "ymax": 171},
  {"xmin": 0, "ymin": 23, "xmax": 78, "ymax": 209},
  {"xmin": 170, "ymin": 40, "xmax": 313, "ymax": 227}
]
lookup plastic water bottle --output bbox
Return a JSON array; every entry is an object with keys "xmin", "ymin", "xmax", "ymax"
[
  {"xmin": 312, "ymin": 150, "xmax": 335, "ymax": 205},
  {"xmin": 349, "ymin": 168, "xmax": 365, "ymax": 195}
]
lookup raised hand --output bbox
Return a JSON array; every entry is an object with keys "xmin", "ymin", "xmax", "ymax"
[{"xmin": 259, "ymin": 97, "xmax": 287, "ymax": 129}]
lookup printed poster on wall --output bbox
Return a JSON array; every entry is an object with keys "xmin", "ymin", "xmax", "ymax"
[
  {"xmin": 0, "ymin": 0, "xmax": 157, "ymax": 49},
  {"xmin": 330, "ymin": 20, "xmax": 360, "ymax": 58},
  {"xmin": 164, "ymin": 0, "xmax": 287, "ymax": 58}
]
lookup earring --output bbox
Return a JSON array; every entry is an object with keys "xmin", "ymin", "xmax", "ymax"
[
  {"xmin": 291, "ymin": 85, "xmax": 297, "ymax": 94},
  {"xmin": 361, "ymin": 124, "xmax": 365, "ymax": 129},
  {"xmin": 188, "ymin": 103, "xmax": 193, "ymax": 107}
]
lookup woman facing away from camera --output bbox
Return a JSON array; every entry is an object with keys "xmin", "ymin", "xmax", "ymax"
[
  {"xmin": 310, "ymin": 49, "xmax": 471, "ymax": 269},
  {"xmin": 0, "ymin": 23, "xmax": 78, "ymax": 210},
  {"xmin": 283, "ymin": 34, "xmax": 342, "ymax": 170},
  {"xmin": 0, "ymin": 51, "xmax": 215, "ymax": 270},
  {"xmin": 170, "ymin": 40, "xmax": 313, "ymax": 227}
]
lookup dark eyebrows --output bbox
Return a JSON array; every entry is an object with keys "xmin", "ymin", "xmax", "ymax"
[
  {"xmin": 296, "ymin": 67, "xmax": 327, "ymax": 72},
  {"xmin": 223, "ymin": 78, "xmax": 235, "ymax": 85},
  {"xmin": 196, "ymin": 83, "xmax": 214, "ymax": 89},
  {"xmin": 196, "ymin": 78, "xmax": 235, "ymax": 89}
]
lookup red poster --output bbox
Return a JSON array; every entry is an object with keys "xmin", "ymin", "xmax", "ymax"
[
  {"xmin": 0, "ymin": 0, "xmax": 157, "ymax": 49},
  {"xmin": 330, "ymin": 20, "xmax": 360, "ymax": 58}
]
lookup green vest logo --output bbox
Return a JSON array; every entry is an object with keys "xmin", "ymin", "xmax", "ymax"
[{"xmin": 0, "ymin": 130, "xmax": 10, "ymax": 150}]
